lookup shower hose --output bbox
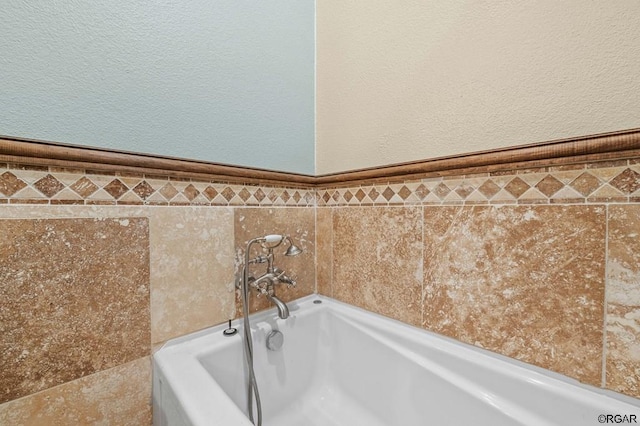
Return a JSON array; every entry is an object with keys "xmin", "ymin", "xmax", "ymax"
[{"xmin": 242, "ymin": 265, "xmax": 263, "ymax": 426}]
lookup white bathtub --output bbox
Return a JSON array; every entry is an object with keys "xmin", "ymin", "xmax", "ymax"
[{"xmin": 153, "ymin": 295, "xmax": 640, "ymax": 426}]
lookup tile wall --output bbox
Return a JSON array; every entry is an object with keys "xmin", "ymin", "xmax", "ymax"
[
  {"xmin": 1, "ymin": 156, "xmax": 639, "ymax": 424},
  {"xmin": 317, "ymin": 159, "xmax": 640, "ymax": 399},
  {"xmin": 0, "ymin": 164, "xmax": 316, "ymax": 424}
]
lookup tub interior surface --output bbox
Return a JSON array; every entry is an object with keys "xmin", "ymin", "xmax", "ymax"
[
  {"xmin": 154, "ymin": 296, "xmax": 640, "ymax": 426},
  {"xmin": 197, "ymin": 308, "xmax": 394, "ymax": 426},
  {"xmin": 264, "ymin": 384, "xmax": 386, "ymax": 426}
]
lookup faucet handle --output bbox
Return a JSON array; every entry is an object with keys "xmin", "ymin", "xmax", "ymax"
[
  {"xmin": 280, "ymin": 274, "xmax": 297, "ymax": 288},
  {"xmin": 272, "ymin": 268, "xmax": 296, "ymax": 287}
]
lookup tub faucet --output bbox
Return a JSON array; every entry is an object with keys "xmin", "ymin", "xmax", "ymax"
[
  {"xmin": 266, "ymin": 294, "xmax": 289, "ymax": 319},
  {"xmin": 239, "ymin": 234, "xmax": 302, "ymax": 321},
  {"xmin": 247, "ymin": 271, "xmax": 294, "ymax": 319}
]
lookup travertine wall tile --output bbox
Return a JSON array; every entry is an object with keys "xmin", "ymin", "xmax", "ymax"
[
  {"xmin": 0, "ymin": 204, "xmax": 240, "ymax": 421},
  {"xmin": 0, "ymin": 357, "xmax": 151, "ymax": 426},
  {"xmin": 0, "ymin": 204, "xmax": 148, "ymax": 221},
  {"xmin": 149, "ymin": 207, "xmax": 236, "ymax": 345},
  {"xmin": 316, "ymin": 208, "xmax": 333, "ymax": 296},
  {"xmin": 332, "ymin": 207, "xmax": 423, "ymax": 326},
  {"xmin": 234, "ymin": 208, "xmax": 315, "ymax": 315},
  {"xmin": 0, "ymin": 205, "xmax": 237, "ymax": 347},
  {"xmin": 0, "ymin": 217, "xmax": 150, "ymax": 404},
  {"xmin": 607, "ymin": 205, "xmax": 640, "ymax": 398},
  {"xmin": 423, "ymin": 205, "xmax": 606, "ymax": 386}
]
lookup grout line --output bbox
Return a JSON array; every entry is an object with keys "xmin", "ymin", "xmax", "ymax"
[
  {"xmin": 601, "ymin": 204, "xmax": 609, "ymax": 389},
  {"xmin": 421, "ymin": 205, "xmax": 425, "ymax": 329},
  {"xmin": 314, "ymin": 205, "xmax": 318, "ymax": 295},
  {"xmin": 328, "ymin": 207, "xmax": 334, "ymax": 298}
]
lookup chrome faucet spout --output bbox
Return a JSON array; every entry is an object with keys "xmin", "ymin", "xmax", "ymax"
[{"xmin": 266, "ymin": 294, "xmax": 289, "ymax": 319}]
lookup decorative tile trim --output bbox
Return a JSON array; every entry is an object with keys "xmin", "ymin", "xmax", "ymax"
[
  {"xmin": 1, "ymin": 159, "xmax": 639, "ymax": 207},
  {"xmin": 317, "ymin": 160, "xmax": 640, "ymax": 206},
  {"xmin": 0, "ymin": 165, "xmax": 315, "ymax": 207}
]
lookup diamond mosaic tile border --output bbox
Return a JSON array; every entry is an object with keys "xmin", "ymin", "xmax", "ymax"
[
  {"xmin": 0, "ymin": 165, "xmax": 315, "ymax": 207},
  {"xmin": 317, "ymin": 160, "xmax": 640, "ymax": 206},
  {"xmin": 0, "ymin": 159, "xmax": 639, "ymax": 207}
]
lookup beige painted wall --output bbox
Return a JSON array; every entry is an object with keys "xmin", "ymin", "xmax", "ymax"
[{"xmin": 316, "ymin": 1, "xmax": 640, "ymax": 174}]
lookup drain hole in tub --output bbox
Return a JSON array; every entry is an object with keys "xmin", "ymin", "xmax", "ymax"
[
  {"xmin": 313, "ymin": 300, "xmax": 322, "ymax": 304},
  {"xmin": 266, "ymin": 330, "xmax": 284, "ymax": 351}
]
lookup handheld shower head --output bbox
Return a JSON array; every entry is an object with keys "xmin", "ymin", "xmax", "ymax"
[{"xmin": 263, "ymin": 234, "xmax": 284, "ymax": 244}]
